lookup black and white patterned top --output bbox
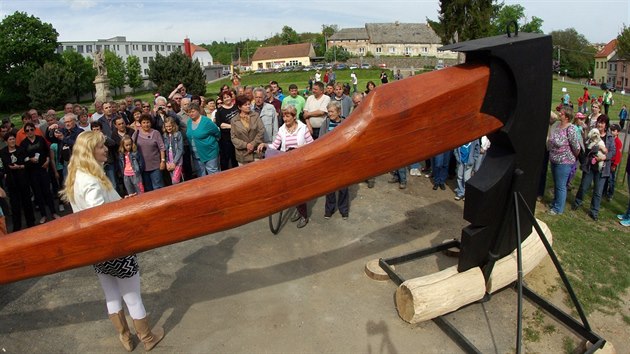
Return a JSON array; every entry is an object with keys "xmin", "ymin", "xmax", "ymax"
[{"xmin": 94, "ymin": 255, "xmax": 138, "ymax": 278}]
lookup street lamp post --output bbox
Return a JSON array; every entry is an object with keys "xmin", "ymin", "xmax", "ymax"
[{"xmin": 564, "ymin": 69, "xmax": 567, "ymax": 82}]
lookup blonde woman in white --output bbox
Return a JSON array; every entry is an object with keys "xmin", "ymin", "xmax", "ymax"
[{"xmin": 60, "ymin": 131, "xmax": 164, "ymax": 352}]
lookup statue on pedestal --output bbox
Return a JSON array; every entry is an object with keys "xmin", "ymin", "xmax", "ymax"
[{"xmin": 93, "ymin": 50, "xmax": 112, "ymax": 103}]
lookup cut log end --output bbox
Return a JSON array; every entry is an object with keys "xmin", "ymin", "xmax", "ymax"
[{"xmin": 364, "ymin": 259, "xmax": 393, "ymax": 281}]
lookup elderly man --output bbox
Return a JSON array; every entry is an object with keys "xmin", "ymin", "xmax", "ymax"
[
  {"xmin": 91, "ymin": 100, "xmax": 105, "ymax": 122},
  {"xmin": 252, "ymin": 87, "xmax": 278, "ymax": 143},
  {"xmin": 153, "ymin": 96, "xmax": 181, "ymax": 133},
  {"xmin": 63, "ymin": 103, "xmax": 74, "ymax": 115},
  {"xmin": 303, "ymin": 81, "xmax": 331, "ymax": 139},
  {"xmin": 53, "ymin": 113, "xmax": 83, "ymax": 151}
]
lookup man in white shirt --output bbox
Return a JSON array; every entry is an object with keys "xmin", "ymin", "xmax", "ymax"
[
  {"xmin": 350, "ymin": 71, "xmax": 358, "ymax": 93},
  {"xmin": 91, "ymin": 100, "xmax": 104, "ymax": 122},
  {"xmin": 303, "ymin": 81, "xmax": 331, "ymax": 139}
]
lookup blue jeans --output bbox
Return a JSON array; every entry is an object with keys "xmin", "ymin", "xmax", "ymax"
[
  {"xmin": 104, "ymin": 163, "xmax": 116, "ymax": 188},
  {"xmin": 142, "ymin": 169, "xmax": 164, "ymax": 191},
  {"xmin": 195, "ymin": 157, "xmax": 219, "ymax": 176},
  {"xmin": 550, "ymin": 163, "xmax": 572, "ymax": 213},
  {"xmin": 574, "ymin": 168, "xmax": 607, "ymax": 218},
  {"xmin": 603, "ymin": 168, "xmax": 617, "ymax": 199},
  {"xmin": 432, "ymin": 151, "xmax": 451, "ymax": 185},
  {"xmin": 410, "ymin": 162, "xmax": 421, "ymax": 170},
  {"xmin": 394, "ymin": 168, "xmax": 407, "ymax": 183},
  {"xmin": 455, "ymin": 162, "xmax": 473, "ymax": 198}
]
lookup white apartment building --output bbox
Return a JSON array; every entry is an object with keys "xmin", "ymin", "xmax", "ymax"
[{"xmin": 58, "ymin": 36, "xmax": 185, "ymax": 77}]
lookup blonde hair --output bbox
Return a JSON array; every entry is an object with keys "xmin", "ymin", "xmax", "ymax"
[
  {"xmin": 118, "ymin": 135, "xmax": 136, "ymax": 154},
  {"xmin": 164, "ymin": 116, "xmax": 179, "ymax": 133},
  {"xmin": 60, "ymin": 131, "xmax": 113, "ymax": 203}
]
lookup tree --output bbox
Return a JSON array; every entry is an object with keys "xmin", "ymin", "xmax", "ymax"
[
  {"xmin": 0, "ymin": 11, "xmax": 59, "ymax": 110},
  {"xmin": 62, "ymin": 50, "xmax": 96, "ymax": 102},
  {"xmin": 491, "ymin": 4, "xmax": 543, "ymax": 35},
  {"xmin": 104, "ymin": 50, "xmax": 126, "ymax": 96},
  {"xmin": 617, "ymin": 25, "xmax": 630, "ymax": 59},
  {"xmin": 280, "ymin": 26, "xmax": 300, "ymax": 45},
  {"xmin": 322, "ymin": 24, "xmax": 339, "ymax": 38},
  {"xmin": 148, "ymin": 50, "xmax": 206, "ymax": 96},
  {"xmin": 28, "ymin": 62, "xmax": 75, "ymax": 110},
  {"xmin": 126, "ymin": 55, "xmax": 143, "ymax": 92},
  {"xmin": 428, "ymin": 0, "xmax": 500, "ymax": 44},
  {"xmin": 551, "ymin": 28, "xmax": 596, "ymax": 77},
  {"xmin": 325, "ymin": 46, "xmax": 351, "ymax": 62}
]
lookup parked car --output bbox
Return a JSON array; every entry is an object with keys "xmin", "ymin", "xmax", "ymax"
[
  {"xmin": 336, "ymin": 63, "xmax": 347, "ymax": 70},
  {"xmin": 349, "ymin": 64, "xmax": 358, "ymax": 70},
  {"xmin": 378, "ymin": 63, "xmax": 387, "ymax": 68},
  {"xmin": 360, "ymin": 63, "xmax": 371, "ymax": 69},
  {"xmin": 303, "ymin": 66, "xmax": 314, "ymax": 71}
]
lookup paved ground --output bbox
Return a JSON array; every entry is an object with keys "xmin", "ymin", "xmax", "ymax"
[{"xmin": 0, "ymin": 173, "xmax": 624, "ymax": 353}]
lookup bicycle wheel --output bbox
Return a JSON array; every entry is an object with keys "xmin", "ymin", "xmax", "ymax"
[{"xmin": 268, "ymin": 209, "xmax": 284, "ymax": 235}]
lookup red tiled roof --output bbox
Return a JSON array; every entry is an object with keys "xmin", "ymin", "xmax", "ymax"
[
  {"xmin": 252, "ymin": 43, "xmax": 313, "ymax": 61},
  {"xmin": 595, "ymin": 39, "xmax": 617, "ymax": 58},
  {"xmin": 190, "ymin": 43, "xmax": 208, "ymax": 53}
]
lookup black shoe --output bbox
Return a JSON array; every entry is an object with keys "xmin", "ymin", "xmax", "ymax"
[
  {"xmin": 297, "ymin": 217, "xmax": 309, "ymax": 228},
  {"xmin": 399, "ymin": 182, "xmax": 407, "ymax": 189},
  {"xmin": 290, "ymin": 213, "xmax": 301, "ymax": 222},
  {"xmin": 388, "ymin": 177, "xmax": 399, "ymax": 184},
  {"xmin": 367, "ymin": 180, "xmax": 375, "ymax": 188},
  {"xmin": 571, "ymin": 203, "xmax": 579, "ymax": 211},
  {"xmin": 439, "ymin": 184, "xmax": 446, "ymax": 190},
  {"xmin": 588, "ymin": 212, "xmax": 598, "ymax": 221},
  {"xmin": 433, "ymin": 184, "xmax": 439, "ymax": 190}
]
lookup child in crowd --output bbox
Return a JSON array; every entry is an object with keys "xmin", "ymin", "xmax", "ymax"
[
  {"xmin": 162, "ymin": 117, "xmax": 184, "ymax": 184},
  {"xmin": 319, "ymin": 102, "xmax": 350, "ymax": 219},
  {"xmin": 453, "ymin": 140, "xmax": 480, "ymax": 201},
  {"xmin": 619, "ymin": 104, "xmax": 627, "ymax": 130},
  {"xmin": 118, "ymin": 135, "xmax": 144, "ymax": 195},
  {"xmin": 604, "ymin": 124, "xmax": 622, "ymax": 201}
]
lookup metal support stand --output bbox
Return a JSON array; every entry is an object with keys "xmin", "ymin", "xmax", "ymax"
[{"xmin": 379, "ymin": 192, "xmax": 606, "ymax": 353}]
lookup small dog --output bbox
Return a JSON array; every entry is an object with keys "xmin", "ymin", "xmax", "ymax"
[{"xmin": 586, "ymin": 128, "xmax": 606, "ymax": 171}]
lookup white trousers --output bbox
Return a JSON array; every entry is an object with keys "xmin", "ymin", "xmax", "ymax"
[{"xmin": 97, "ymin": 273, "xmax": 147, "ymax": 320}]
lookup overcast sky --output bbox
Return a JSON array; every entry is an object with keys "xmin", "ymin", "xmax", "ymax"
[{"xmin": 1, "ymin": 0, "xmax": 628, "ymax": 45}]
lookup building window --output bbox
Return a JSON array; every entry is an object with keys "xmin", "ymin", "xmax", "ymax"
[
  {"xmin": 56, "ymin": 45, "xmax": 63, "ymax": 54},
  {"xmin": 144, "ymin": 69, "xmax": 149, "ymax": 75},
  {"xmin": 143, "ymin": 57, "xmax": 148, "ymax": 64},
  {"xmin": 125, "ymin": 45, "xmax": 129, "ymax": 55},
  {"xmin": 376, "ymin": 47, "xmax": 382, "ymax": 54},
  {"xmin": 359, "ymin": 47, "xmax": 365, "ymax": 54},
  {"xmin": 148, "ymin": 44, "xmax": 153, "ymax": 51},
  {"xmin": 76, "ymin": 45, "xmax": 83, "ymax": 53},
  {"xmin": 104, "ymin": 44, "xmax": 110, "ymax": 51},
  {"xmin": 65, "ymin": 45, "xmax": 74, "ymax": 51},
  {"xmin": 96, "ymin": 45, "xmax": 102, "ymax": 51},
  {"xmin": 167, "ymin": 45, "xmax": 171, "ymax": 51},
  {"xmin": 422, "ymin": 47, "xmax": 428, "ymax": 53},
  {"xmin": 288, "ymin": 60, "xmax": 299, "ymax": 66},
  {"xmin": 161, "ymin": 45, "xmax": 165, "ymax": 51},
  {"xmin": 86, "ymin": 45, "xmax": 93, "ymax": 53},
  {"xmin": 389, "ymin": 47, "xmax": 396, "ymax": 54},
  {"xmin": 149, "ymin": 57, "xmax": 154, "ymax": 63},
  {"xmin": 405, "ymin": 47, "xmax": 412, "ymax": 55},
  {"xmin": 142, "ymin": 44, "xmax": 147, "ymax": 51}
]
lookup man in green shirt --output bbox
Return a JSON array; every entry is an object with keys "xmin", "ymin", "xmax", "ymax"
[{"xmin": 281, "ymin": 84, "xmax": 306, "ymax": 120}]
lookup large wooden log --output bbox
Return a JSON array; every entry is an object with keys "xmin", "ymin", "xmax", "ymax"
[
  {"xmin": 0, "ymin": 64, "xmax": 503, "ymax": 284},
  {"xmin": 394, "ymin": 221, "xmax": 552, "ymax": 324},
  {"xmin": 395, "ymin": 266, "xmax": 486, "ymax": 323},
  {"xmin": 486, "ymin": 219, "xmax": 553, "ymax": 293}
]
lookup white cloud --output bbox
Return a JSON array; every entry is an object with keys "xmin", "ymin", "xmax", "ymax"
[{"xmin": 66, "ymin": 0, "xmax": 98, "ymax": 10}]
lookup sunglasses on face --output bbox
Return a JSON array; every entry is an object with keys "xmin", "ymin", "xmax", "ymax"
[
  {"xmin": 142, "ymin": 105, "xmax": 150, "ymax": 108},
  {"xmin": 24, "ymin": 128, "xmax": 34, "ymax": 132},
  {"xmin": 167, "ymin": 105, "xmax": 172, "ymax": 108}
]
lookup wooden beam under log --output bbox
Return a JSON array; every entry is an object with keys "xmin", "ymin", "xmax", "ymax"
[{"xmin": 0, "ymin": 64, "xmax": 503, "ymax": 284}]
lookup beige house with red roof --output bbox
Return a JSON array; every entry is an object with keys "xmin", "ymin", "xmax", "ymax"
[
  {"xmin": 191, "ymin": 43, "xmax": 213, "ymax": 67},
  {"xmin": 594, "ymin": 39, "xmax": 616, "ymax": 84},
  {"xmin": 251, "ymin": 43, "xmax": 315, "ymax": 70}
]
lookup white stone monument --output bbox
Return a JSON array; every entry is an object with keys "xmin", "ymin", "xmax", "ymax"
[{"xmin": 93, "ymin": 50, "xmax": 113, "ymax": 103}]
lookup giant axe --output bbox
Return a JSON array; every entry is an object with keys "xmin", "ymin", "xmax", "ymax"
[{"xmin": 0, "ymin": 33, "xmax": 551, "ymax": 284}]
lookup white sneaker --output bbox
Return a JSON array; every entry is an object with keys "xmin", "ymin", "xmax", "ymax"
[{"xmin": 410, "ymin": 168, "xmax": 420, "ymax": 176}]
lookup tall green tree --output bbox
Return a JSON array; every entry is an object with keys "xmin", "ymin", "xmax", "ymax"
[
  {"xmin": 617, "ymin": 25, "xmax": 630, "ymax": 59},
  {"xmin": 148, "ymin": 50, "xmax": 206, "ymax": 96},
  {"xmin": 0, "ymin": 11, "xmax": 59, "ymax": 110},
  {"xmin": 490, "ymin": 4, "xmax": 543, "ymax": 35},
  {"xmin": 62, "ymin": 50, "xmax": 96, "ymax": 102},
  {"xmin": 28, "ymin": 62, "xmax": 75, "ymax": 110},
  {"xmin": 428, "ymin": 0, "xmax": 500, "ymax": 44},
  {"xmin": 104, "ymin": 50, "xmax": 126, "ymax": 95},
  {"xmin": 280, "ymin": 26, "xmax": 300, "ymax": 45},
  {"xmin": 126, "ymin": 55, "xmax": 143, "ymax": 92},
  {"xmin": 551, "ymin": 28, "xmax": 596, "ymax": 77},
  {"xmin": 325, "ymin": 46, "xmax": 350, "ymax": 62}
]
